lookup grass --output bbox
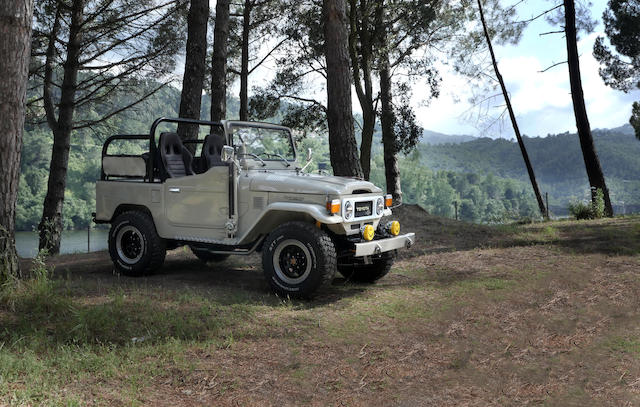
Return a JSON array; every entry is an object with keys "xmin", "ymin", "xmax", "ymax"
[{"xmin": 1, "ymin": 215, "xmax": 640, "ymax": 405}]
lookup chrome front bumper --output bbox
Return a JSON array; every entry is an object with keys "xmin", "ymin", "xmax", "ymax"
[{"xmin": 354, "ymin": 233, "xmax": 416, "ymax": 257}]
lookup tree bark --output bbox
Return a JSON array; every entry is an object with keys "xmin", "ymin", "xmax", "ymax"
[
  {"xmin": 379, "ymin": 51, "xmax": 402, "ymax": 201},
  {"xmin": 564, "ymin": 0, "xmax": 613, "ymax": 216},
  {"xmin": 211, "ymin": 0, "xmax": 230, "ymax": 121},
  {"xmin": 39, "ymin": 0, "xmax": 85, "ymax": 254},
  {"xmin": 323, "ymin": 0, "xmax": 363, "ymax": 178},
  {"xmin": 0, "ymin": 0, "xmax": 33, "ymax": 280},
  {"xmin": 477, "ymin": 0, "xmax": 546, "ymax": 217},
  {"xmin": 239, "ymin": 0, "xmax": 251, "ymax": 121},
  {"xmin": 177, "ymin": 0, "xmax": 209, "ymax": 148}
]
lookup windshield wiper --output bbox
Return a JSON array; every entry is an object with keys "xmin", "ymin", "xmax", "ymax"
[
  {"xmin": 273, "ymin": 153, "xmax": 291, "ymax": 167},
  {"xmin": 239, "ymin": 153, "xmax": 266, "ymax": 166}
]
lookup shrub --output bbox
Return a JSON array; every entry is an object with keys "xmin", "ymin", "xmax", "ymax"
[
  {"xmin": 592, "ymin": 188, "xmax": 605, "ymax": 218},
  {"xmin": 568, "ymin": 189, "xmax": 605, "ymax": 220}
]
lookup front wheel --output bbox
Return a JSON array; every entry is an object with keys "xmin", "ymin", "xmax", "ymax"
[
  {"xmin": 108, "ymin": 211, "xmax": 166, "ymax": 276},
  {"xmin": 262, "ymin": 221, "xmax": 336, "ymax": 298}
]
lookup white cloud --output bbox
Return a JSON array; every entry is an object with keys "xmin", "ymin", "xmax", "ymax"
[{"xmin": 412, "ymin": 30, "xmax": 639, "ymax": 138}]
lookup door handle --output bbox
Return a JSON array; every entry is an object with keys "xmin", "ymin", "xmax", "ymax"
[{"xmin": 169, "ymin": 188, "xmax": 180, "ymax": 193}]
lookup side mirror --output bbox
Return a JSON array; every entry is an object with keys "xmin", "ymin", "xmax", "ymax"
[
  {"xmin": 306, "ymin": 148, "xmax": 313, "ymax": 162},
  {"xmin": 221, "ymin": 145, "xmax": 234, "ymax": 162}
]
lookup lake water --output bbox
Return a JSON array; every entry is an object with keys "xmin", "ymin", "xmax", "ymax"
[{"xmin": 15, "ymin": 229, "xmax": 109, "ymax": 258}]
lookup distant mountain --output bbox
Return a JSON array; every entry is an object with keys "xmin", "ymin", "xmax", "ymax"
[
  {"xmin": 594, "ymin": 123, "xmax": 635, "ymax": 137},
  {"xmin": 415, "ymin": 125, "xmax": 640, "ymax": 207},
  {"xmin": 421, "ymin": 129, "xmax": 476, "ymax": 145}
]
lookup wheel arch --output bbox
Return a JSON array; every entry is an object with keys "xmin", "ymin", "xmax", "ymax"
[
  {"xmin": 111, "ymin": 204, "xmax": 153, "ymax": 222},
  {"xmin": 239, "ymin": 203, "xmax": 341, "ymax": 245}
]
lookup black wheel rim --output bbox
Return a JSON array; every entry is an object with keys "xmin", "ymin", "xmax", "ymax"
[
  {"xmin": 278, "ymin": 245, "xmax": 308, "ymax": 279},
  {"xmin": 272, "ymin": 239, "xmax": 312, "ymax": 284},
  {"xmin": 116, "ymin": 226, "xmax": 144, "ymax": 264}
]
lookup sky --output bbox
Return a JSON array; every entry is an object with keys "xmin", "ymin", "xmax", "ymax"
[
  {"xmin": 213, "ymin": 0, "xmax": 639, "ymax": 139},
  {"xmin": 415, "ymin": 0, "xmax": 640, "ymax": 138}
]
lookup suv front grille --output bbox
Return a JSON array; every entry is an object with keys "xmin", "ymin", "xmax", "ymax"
[{"xmin": 354, "ymin": 201, "xmax": 373, "ymax": 217}]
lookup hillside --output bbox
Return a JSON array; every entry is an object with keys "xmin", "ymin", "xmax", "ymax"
[
  {"xmin": 421, "ymin": 129, "xmax": 476, "ymax": 145},
  {"xmin": 416, "ymin": 125, "xmax": 640, "ymax": 212}
]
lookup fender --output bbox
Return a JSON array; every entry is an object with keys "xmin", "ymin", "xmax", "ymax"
[{"xmin": 236, "ymin": 202, "xmax": 343, "ymax": 244}]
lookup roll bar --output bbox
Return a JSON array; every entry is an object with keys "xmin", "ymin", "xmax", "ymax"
[{"xmin": 100, "ymin": 134, "xmax": 148, "ymax": 181}]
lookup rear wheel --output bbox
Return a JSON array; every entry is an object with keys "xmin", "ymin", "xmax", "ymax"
[
  {"xmin": 262, "ymin": 221, "xmax": 336, "ymax": 298},
  {"xmin": 109, "ymin": 211, "xmax": 166, "ymax": 276},
  {"xmin": 189, "ymin": 246, "xmax": 230, "ymax": 263},
  {"xmin": 338, "ymin": 255, "xmax": 393, "ymax": 283}
]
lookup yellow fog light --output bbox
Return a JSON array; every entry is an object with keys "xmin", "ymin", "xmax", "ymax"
[
  {"xmin": 361, "ymin": 224, "xmax": 375, "ymax": 241},
  {"xmin": 388, "ymin": 221, "xmax": 400, "ymax": 236}
]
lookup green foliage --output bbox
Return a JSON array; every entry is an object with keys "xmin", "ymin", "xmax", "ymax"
[
  {"xmin": 632, "ymin": 102, "xmax": 640, "ymax": 140},
  {"xmin": 593, "ymin": 0, "xmax": 640, "ymax": 93},
  {"xmin": 568, "ymin": 201, "xmax": 594, "ymax": 220},
  {"xmin": 415, "ymin": 126, "xmax": 640, "ymax": 212},
  {"xmin": 367, "ymin": 150, "xmax": 539, "ymax": 223},
  {"xmin": 568, "ymin": 189, "xmax": 606, "ymax": 220},
  {"xmin": 593, "ymin": 188, "xmax": 606, "ymax": 218},
  {"xmin": 593, "ymin": 0, "xmax": 640, "ymax": 140}
]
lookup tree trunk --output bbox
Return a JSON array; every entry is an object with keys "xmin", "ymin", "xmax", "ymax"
[
  {"xmin": 210, "ymin": 0, "xmax": 230, "ymax": 121},
  {"xmin": 177, "ymin": 0, "xmax": 209, "ymax": 148},
  {"xmin": 348, "ymin": 0, "xmax": 377, "ymax": 180},
  {"xmin": 564, "ymin": 0, "xmax": 613, "ymax": 216},
  {"xmin": 239, "ymin": 0, "xmax": 251, "ymax": 121},
  {"xmin": 477, "ymin": 0, "xmax": 546, "ymax": 217},
  {"xmin": 0, "ymin": 0, "xmax": 33, "ymax": 280},
  {"xmin": 379, "ymin": 52, "xmax": 402, "ymax": 202},
  {"xmin": 322, "ymin": 0, "xmax": 363, "ymax": 178},
  {"xmin": 39, "ymin": 0, "xmax": 84, "ymax": 254},
  {"xmin": 359, "ymin": 106, "xmax": 375, "ymax": 179}
]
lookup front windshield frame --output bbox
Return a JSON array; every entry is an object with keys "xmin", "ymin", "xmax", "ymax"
[{"xmin": 226, "ymin": 121, "xmax": 297, "ymax": 164}]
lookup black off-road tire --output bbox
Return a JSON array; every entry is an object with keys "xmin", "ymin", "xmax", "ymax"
[
  {"xmin": 338, "ymin": 256, "xmax": 393, "ymax": 283},
  {"xmin": 262, "ymin": 221, "xmax": 336, "ymax": 298},
  {"xmin": 108, "ymin": 211, "xmax": 166, "ymax": 276},
  {"xmin": 189, "ymin": 246, "xmax": 230, "ymax": 263}
]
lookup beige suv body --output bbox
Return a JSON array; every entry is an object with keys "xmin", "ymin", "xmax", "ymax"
[{"xmin": 95, "ymin": 118, "xmax": 415, "ymax": 297}]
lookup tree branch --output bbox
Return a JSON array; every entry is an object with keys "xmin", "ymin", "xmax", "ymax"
[
  {"xmin": 248, "ymin": 36, "xmax": 288, "ymax": 74},
  {"xmin": 539, "ymin": 60, "xmax": 567, "ymax": 72},
  {"xmin": 514, "ymin": 4, "xmax": 563, "ymax": 25},
  {"xmin": 72, "ymin": 82, "xmax": 168, "ymax": 130}
]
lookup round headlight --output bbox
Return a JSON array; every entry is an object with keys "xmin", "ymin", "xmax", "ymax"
[
  {"xmin": 344, "ymin": 201, "xmax": 353, "ymax": 219},
  {"xmin": 376, "ymin": 197, "xmax": 384, "ymax": 215}
]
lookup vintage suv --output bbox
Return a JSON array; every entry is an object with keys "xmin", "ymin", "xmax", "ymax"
[{"xmin": 94, "ymin": 117, "xmax": 415, "ymax": 297}]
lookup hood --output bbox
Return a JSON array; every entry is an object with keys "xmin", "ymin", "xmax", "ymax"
[{"xmin": 249, "ymin": 171, "xmax": 382, "ymax": 195}]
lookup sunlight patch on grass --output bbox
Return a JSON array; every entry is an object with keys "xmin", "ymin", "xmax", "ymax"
[{"xmin": 605, "ymin": 337, "xmax": 640, "ymax": 357}]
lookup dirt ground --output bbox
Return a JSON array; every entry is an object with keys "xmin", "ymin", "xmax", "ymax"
[{"xmin": 10, "ymin": 206, "xmax": 640, "ymax": 406}]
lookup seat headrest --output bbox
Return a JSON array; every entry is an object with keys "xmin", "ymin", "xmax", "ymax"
[
  {"xmin": 202, "ymin": 133, "xmax": 227, "ymax": 168},
  {"xmin": 159, "ymin": 132, "xmax": 184, "ymax": 155},
  {"xmin": 205, "ymin": 134, "xmax": 225, "ymax": 155},
  {"xmin": 158, "ymin": 132, "xmax": 194, "ymax": 179}
]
